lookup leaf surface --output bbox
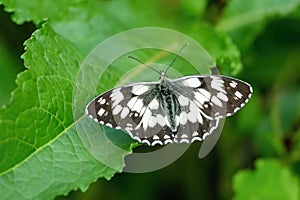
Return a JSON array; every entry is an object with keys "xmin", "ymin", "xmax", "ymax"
[{"xmin": 233, "ymin": 159, "xmax": 299, "ymax": 200}]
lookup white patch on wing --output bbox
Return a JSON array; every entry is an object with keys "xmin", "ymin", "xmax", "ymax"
[
  {"xmin": 141, "ymin": 139, "xmax": 150, "ymax": 145},
  {"xmin": 120, "ymin": 107, "xmax": 130, "ymax": 119},
  {"xmin": 182, "ymin": 78, "xmax": 201, "ymax": 88},
  {"xmin": 132, "ymin": 85, "xmax": 149, "ymax": 95},
  {"xmin": 153, "ymin": 135, "xmax": 160, "ymax": 140},
  {"xmin": 179, "ymin": 138, "xmax": 189, "ymax": 143},
  {"xmin": 127, "ymin": 97, "xmax": 138, "ymax": 109},
  {"xmin": 179, "ymin": 111, "xmax": 187, "ymax": 125},
  {"xmin": 132, "ymin": 136, "xmax": 141, "ymax": 142},
  {"xmin": 140, "ymin": 106, "xmax": 146, "ymax": 116},
  {"xmin": 156, "ymin": 114, "xmax": 165, "ymax": 126},
  {"xmin": 230, "ymin": 81, "xmax": 238, "ymax": 88},
  {"xmin": 131, "ymin": 99, "xmax": 144, "ymax": 112},
  {"xmin": 106, "ymin": 123, "xmax": 112, "ymax": 128},
  {"xmin": 152, "ymin": 140, "xmax": 163, "ymax": 146},
  {"xmin": 112, "ymin": 104, "xmax": 122, "ymax": 115},
  {"xmin": 181, "ymin": 134, "xmax": 188, "ymax": 138},
  {"xmin": 164, "ymin": 139, "xmax": 173, "ymax": 144},
  {"xmin": 191, "ymin": 137, "xmax": 202, "ymax": 142},
  {"xmin": 211, "ymin": 96, "xmax": 223, "ymax": 107},
  {"xmin": 126, "ymin": 123, "xmax": 133, "ymax": 127},
  {"xmin": 234, "ymin": 107, "xmax": 240, "ymax": 113},
  {"xmin": 187, "ymin": 103, "xmax": 202, "ymax": 123},
  {"xmin": 98, "ymin": 98, "xmax": 106, "ymax": 105},
  {"xmin": 164, "ymin": 135, "xmax": 171, "ymax": 139},
  {"xmin": 175, "ymin": 115, "xmax": 180, "ymax": 128},
  {"xmin": 141, "ymin": 108, "xmax": 152, "ymax": 131},
  {"xmin": 148, "ymin": 98, "xmax": 159, "ymax": 109},
  {"xmin": 194, "ymin": 91, "xmax": 207, "ymax": 105},
  {"xmin": 178, "ymin": 95, "xmax": 189, "ymax": 106},
  {"xmin": 187, "ymin": 111, "xmax": 197, "ymax": 123},
  {"xmin": 235, "ymin": 91, "xmax": 243, "ymax": 99},
  {"xmin": 97, "ymin": 97, "xmax": 103, "ymax": 103},
  {"xmin": 148, "ymin": 115, "xmax": 157, "ymax": 128},
  {"xmin": 192, "ymin": 99, "xmax": 202, "ymax": 109},
  {"xmin": 211, "ymin": 77, "xmax": 226, "ymax": 94},
  {"xmin": 111, "ymin": 90, "xmax": 124, "ymax": 108},
  {"xmin": 97, "ymin": 108, "xmax": 105, "ymax": 116},
  {"xmin": 217, "ymin": 92, "xmax": 228, "ymax": 102},
  {"xmin": 197, "ymin": 112, "xmax": 203, "ymax": 124},
  {"xmin": 198, "ymin": 88, "xmax": 211, "ymax": 100},
  {"xmin": 203, "ymin": 132, "xmax": 210, "ymax": 139},
  {"xmin": 211, "ymin": 77, "xmax": 224, "ymax": 84}
]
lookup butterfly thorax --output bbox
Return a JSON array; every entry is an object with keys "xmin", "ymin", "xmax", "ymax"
[{"xmin": 157, "ymin": 72, "xmax": 180, "ymax": 133}]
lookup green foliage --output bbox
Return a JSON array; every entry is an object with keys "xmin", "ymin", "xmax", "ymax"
[
  {"xmin": 0, "ymin": 23, "xmax": 132, "ymax": 200},
  {"xmin": 217, "ymin": 0, "xmax": 300, "ymax": 49},
  {"xmin": 233, "ymin": 159, "xmax": 299, "ymax": 200},
  {"xmin": 0, "ymin": 0, "xmax": 300, "ymax": 199},
  {"xmin": 1, "ymin": 0, "xmax": 83, "ymax": 25}
]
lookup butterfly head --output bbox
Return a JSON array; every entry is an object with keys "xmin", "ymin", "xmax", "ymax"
[
  {"xmin": 159, "ymin": 71, "xmax": 169, "ymax": 80},
  {"xmin": 160, "ymin": 71, "xmax": 166, "ymax": 77}
]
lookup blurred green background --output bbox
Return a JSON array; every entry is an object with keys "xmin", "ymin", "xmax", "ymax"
[{"xmin": 1, "ymin": 0, "xmax": 300, "ymax": 199}]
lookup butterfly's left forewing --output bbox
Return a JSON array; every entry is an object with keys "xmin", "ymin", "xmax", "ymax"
[{"xmin": 86, "ymin": 82, "xmax": 176, "ymax": 145}]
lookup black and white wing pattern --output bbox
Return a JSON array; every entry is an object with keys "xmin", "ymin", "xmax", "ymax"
[
  {"xmin": 172, "ymin": 75, "xmax": 252, "ymax": 119},
  {"xmin": 86, "ymin": 74, "xmax": 252, "ymax": 146},
  {"xmin": 86, "ymin": 82, "xmax": 172, "ymax": 145}
]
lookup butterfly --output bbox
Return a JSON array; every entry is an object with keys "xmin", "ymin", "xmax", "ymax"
[{"xmin": 86, "ymin": 48, "xmax": 253, "ymax": 146}]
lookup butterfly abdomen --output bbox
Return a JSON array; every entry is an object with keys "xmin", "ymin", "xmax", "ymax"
[{"xmin": 159, "ymin": 84, "xmax": 180, "ymax": 133}]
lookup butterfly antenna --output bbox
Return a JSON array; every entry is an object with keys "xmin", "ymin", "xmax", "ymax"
[
  {"xmin": 165, "ymin": 43, "xmax": 189, "ymax": 74},
  {"xmin": 128, "ymin": 55, "xmax": 161, "ymax": 75}
]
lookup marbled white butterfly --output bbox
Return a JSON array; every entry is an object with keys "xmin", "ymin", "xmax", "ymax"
[{"xmin": 86, "ymin": 48, "xmax": 252, "ymax": 146}]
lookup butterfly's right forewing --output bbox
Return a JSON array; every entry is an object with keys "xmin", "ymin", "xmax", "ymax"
[{"xmin": 172, "ymin": 75, "xmax": 253, "ymax": 119}]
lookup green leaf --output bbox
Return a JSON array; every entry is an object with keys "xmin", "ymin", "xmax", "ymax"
[
  {"xmin": 0, "ymin": 1, "xmax": 245, "ymax": 199},
  {"xmin": 217, "ymin": 0, "xmax": 300, "ymax": 49},
  {"xmin": 233, "ymin": 159, "xmax": 299, "ymax": 200},
  {"xmin": 1, "ymin": 0, "xmax": 242, "ymax": 74},
  {"xmin": 50, "ymin": 0, "xmax": 242, "ymax": 75},
  {"xmin": 179, "ymin": 0, "xmax": 208, "ymax": 18},
  {"xmin": 0, "ymin": 23, "xmax": 132, "ymax": 200},
  {"xmin": 0, "ymin": 0, "xmax": 84, "ymax": 25}
]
